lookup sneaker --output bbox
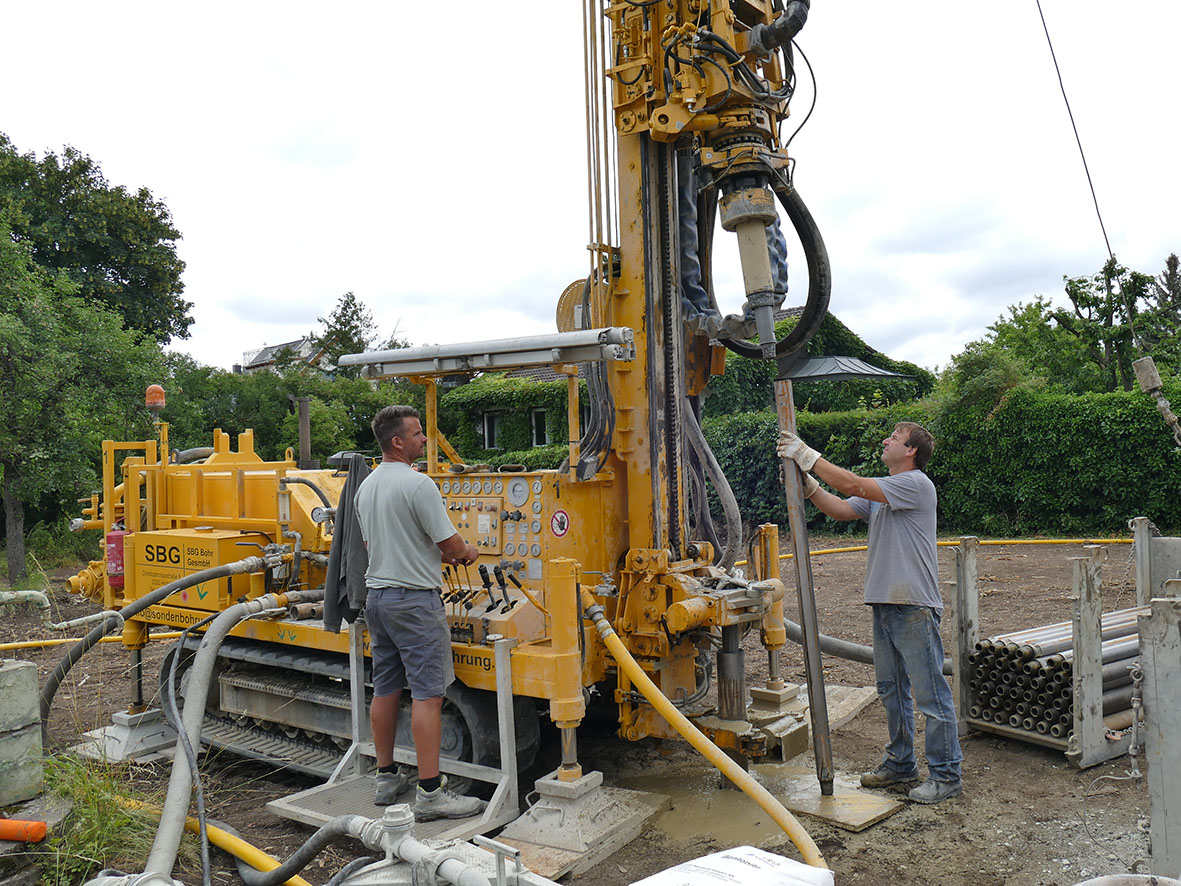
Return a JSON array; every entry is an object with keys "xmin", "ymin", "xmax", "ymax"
[
  {"xmin": 860, "ymin": 763, "xmax": 920, "ymax": 788},
  {"xmin": 374, "ymin": 769, "xmax": 410, "ymax": 805},
  {"xmin": 413, "ymin": 775, "xmax": 486, "ymax": 821},
  {"xmin": 908, "ymin": 778, "xmax": 963, "ymax": 804}
]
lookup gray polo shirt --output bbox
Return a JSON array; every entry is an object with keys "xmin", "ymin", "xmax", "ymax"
[
  {"xmin": 847, "ymin": 469, "xmax": 941, "ymax": 609},
  {"xmin": 354, "ymin": 461, "xmax": 456, "ymax": 590}
]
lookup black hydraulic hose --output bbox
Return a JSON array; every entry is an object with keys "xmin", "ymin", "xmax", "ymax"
[
  {"xmin": 280, "ymin": 476, "xmax": 333, "ymax": 508},
  {"xmin": 720, "ymin": 182, "xmax": 831, "ymax": 361},
  {"xmin": 224, "ymin": 816, "xmax": 363, "ymax": 886},
  {"xmin": 782, "ymin": 616, "xmax": 954, "ymax": 676},
  {"xmin": 326, "ymin": 857, "xmax": 377, "ymax": 886},
  {"xmin": 172, "ymin": 447, "xmax": 215, "ymax": 464},
  {"xmin": 682, "ymin": 398, "xmax": 741, "ymax": 569},
  {"xmin": 38, "ymin": 556, "xmax": 267, "ymax": 743}
]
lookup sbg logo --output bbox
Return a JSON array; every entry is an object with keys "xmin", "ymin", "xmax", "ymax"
[{"xmin": 144, "ymin": 544, "xmax": 181, "ymax": 565}]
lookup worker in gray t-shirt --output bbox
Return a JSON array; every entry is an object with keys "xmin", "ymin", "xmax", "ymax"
[
  {"xmin": 777, "ymin": 421, "xmax": 963, "ymax": 805},
  {"xmin": 353, "ymin": 404, "xmax": 484, "ymax": 821}
]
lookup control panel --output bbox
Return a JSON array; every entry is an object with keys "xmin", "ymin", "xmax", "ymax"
[{"xmin": 438, "ymin": 474, "xmax": 547, "ymax": 580}]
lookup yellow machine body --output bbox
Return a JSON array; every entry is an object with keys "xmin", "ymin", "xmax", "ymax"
[{"xmin": 68, "ymin": 0, "xmax": 817, "ymax": 773}]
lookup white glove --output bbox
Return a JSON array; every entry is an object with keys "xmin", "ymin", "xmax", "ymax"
[
  {"xmin": 801, "ymin": 472, "xmax": 820, "ymax": 499},
  {"xmin": 777, "ymin": 430, "xmax": 821, "ymax": 471}
]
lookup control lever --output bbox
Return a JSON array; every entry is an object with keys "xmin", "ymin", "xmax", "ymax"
[
  {"xmin": 506, "ymin": 570, "xmax": 549, "ymax": 615},
  {"xmin": 478, "ymin": 564, "xmax": 498, "ymax": 613},
  {"xmin": 493, "ymin": 565, "xmax": 516, "ymax": 614}
]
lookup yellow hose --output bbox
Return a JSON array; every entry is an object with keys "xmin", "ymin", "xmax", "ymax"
[
  {"xmin": 0, "ymin": 631, "xmax": 182, "ymax": 652},
  {"xmin": 121, "ymin": 798, "xmax": 313, "ymax": 886},
  {"xmin": 580, "ymin": 589, "xmax": 827, "ymax": 869},
  {"xmin": 183, "ymin": 817, "xmax": 314, "ymax": 886}
]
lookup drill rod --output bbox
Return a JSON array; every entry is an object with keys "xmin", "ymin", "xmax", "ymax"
[{"xmin": 775, "ymin": 378, "xmax": 834, "ymax": 796}]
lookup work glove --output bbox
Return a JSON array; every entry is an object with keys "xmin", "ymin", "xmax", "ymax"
[
  {"xmin": 777, "ymin": 430, "xmax": 821, "ymax": 471},
  {"xmin": 801, "ymin": 472, "xmax": 819, "ymax": 499}
]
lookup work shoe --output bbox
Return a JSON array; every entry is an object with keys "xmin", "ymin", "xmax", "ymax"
[
  {"xmin": 413, "ymin": 775, "xmax": 486, "ymax": 821},
  {"xmin": 908, "ymin": 778, "xmax": 963, "ymax": 804},
  {"xmin": 374, "ymin": 769, "xmax": 410, "ymax": 805},
  {"xmin": 860, "ymin": 763, "xmax": 920, "ymax": 788}
]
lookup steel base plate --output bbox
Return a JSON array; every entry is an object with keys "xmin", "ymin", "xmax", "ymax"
[{"xmin": 766, "ymin": 763, "xmax": 903, "ymax": 832}]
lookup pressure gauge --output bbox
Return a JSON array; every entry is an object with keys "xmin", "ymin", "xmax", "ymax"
[
  {"xmin": 482, "ymin": 479, "xmax": 493, "ymax": 494},
  {"xmin": 441, "ymin": 480, "xmax": 451, "ymax": 494},
  {"xmin": 493, "ymin": 479, "xmax": 503, "ymax": 495},
  {"xmin": 532, "ymin": 500, "xmax": 542, "ymax": 514},
  {"xmin": 530, "ymin": 543, "xmax": 542, "ymax": 557},
  {"xmin": 506, "ymin": 477, "xmax": 529, "ymax": 507},
  {"xmin": 532, "ymin": 480, "xmax": 543, "ymax": 495},
  {"xmin": 531, "ymin": 519, "xmax": 541, "ymax": 534},
  {"xmin": 461, "ymin": 480, "xmax": 471, "ymax": 494},
  {"xmin": 505, "ymin": 542, "xmax": 516, "ymax": 556}
]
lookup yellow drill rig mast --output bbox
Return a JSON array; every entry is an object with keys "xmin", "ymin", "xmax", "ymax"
[{"xmin": 343, "ymin": 0, "xmax": 831, "ymax": 772}]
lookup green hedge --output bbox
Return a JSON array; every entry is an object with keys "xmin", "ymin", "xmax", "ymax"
[{"xmin": 701, "ymin": 387, "xmax": 1181, "ymax": 536}]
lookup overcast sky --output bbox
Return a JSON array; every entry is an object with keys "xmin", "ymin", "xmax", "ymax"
[{"xmin": 4, "ymin": 2, "xmax": 1178, "ymax": 373}]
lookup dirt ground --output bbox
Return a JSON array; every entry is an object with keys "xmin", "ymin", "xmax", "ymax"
[{"xmin": 3, "ymin": 535, "xmax": 1156, "ymax": 886}]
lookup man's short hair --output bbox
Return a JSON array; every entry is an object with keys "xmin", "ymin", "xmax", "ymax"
[
  {"xmin": 895, "ymin": 421, "xmax": 935, "ymax": 469},
  {"xmin": 372, "ymin": 405, "xmax": 420, "ymax": 453}
]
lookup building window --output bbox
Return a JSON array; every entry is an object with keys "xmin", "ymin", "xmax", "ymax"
[
  {"xmin": 482, "ymin": 413, "xmax": 502, "ymax": 450},
  {"xmin": 532, "ymin": 410, "xmax": 549, "ymax": 447}
]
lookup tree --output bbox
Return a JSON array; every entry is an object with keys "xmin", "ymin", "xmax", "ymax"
[
  {"xmin": 1051, "ymin": 258, "xmax": 1156, "ymax": 391},
  {"xmin": 309, "ymin": 292, "xmax": 379, "ymax": 377},
  {"xmin": 0, "ymin": 219, "xmax": 164, "ymax": 582},
  {"xmin": 986, "ymin": 297, "xmax": 1104, "ymax": 393},
  {"xmin": 0, "ymin": 133, "xmax": 191, "ymax": 343}
]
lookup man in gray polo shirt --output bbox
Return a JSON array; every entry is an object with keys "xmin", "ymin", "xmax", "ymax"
[
  {"xmin": 777, "ymin": 421, "xmax": 963, "ymax": 804},
  {"xmin": 354, "ymin": 404, "xmax": 484, "ymax": 820}
]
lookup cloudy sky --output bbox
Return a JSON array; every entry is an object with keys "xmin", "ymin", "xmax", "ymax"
[{"xmin": 4, "ymin": 1, "xmax": 1178, "ymax": 373}]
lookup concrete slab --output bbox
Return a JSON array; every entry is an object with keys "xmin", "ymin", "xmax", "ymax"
[{"xmin": 498, "ymin": 784, "xmax": 668, "ymax": 879}]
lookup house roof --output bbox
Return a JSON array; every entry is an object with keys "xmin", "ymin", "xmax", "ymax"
[
  {"xmin": 242, "ymin": 337, "xmax": 320, "ymax": 369},
  {"xmin": 504, "ymin": 365, "xmax": 565, "ymax": 383}
]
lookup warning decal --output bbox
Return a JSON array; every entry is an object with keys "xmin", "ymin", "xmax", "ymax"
[{"xmin": 550, "ymin": 509, "xmax": 570, "ymax": 538}]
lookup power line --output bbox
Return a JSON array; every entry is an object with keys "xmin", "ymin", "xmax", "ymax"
[{"xmin": 1035, "ymin": 0, "xmax": 1114, "ymax": 263}]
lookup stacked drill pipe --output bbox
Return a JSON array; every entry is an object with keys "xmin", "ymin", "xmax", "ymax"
[{"xmin": 966, "ymin": 606, "xmax": 1146, "ymax": 742}]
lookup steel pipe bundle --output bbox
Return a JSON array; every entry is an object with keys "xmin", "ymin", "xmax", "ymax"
[{"xmin": 967, "ymin": 606, "xmax": 1145, "ymax": 743}]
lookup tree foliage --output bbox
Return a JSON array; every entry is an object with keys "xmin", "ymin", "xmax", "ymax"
[
  {"xmin": 0, "ymin": 220, "xmax": 164, "ymax": 580},
  {"xmin": 308, "ymin": 291, "xmax": 408, "ymax": 377},
  {"xmin": 1051, "ymin": 257, "xmax": 1159, "ymax": 391},
  {"xmin": 0, "ymin": 133, "xmax": 190, "ymax": 343}
]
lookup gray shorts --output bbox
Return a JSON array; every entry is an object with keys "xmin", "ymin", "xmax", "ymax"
[{"xmin": 364, "ymin": 587, "xmax": 454, "ymax": 700}]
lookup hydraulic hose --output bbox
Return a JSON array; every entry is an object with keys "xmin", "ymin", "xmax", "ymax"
[
  {"xmin": 144, "ymin": 588, "xmax": 316, "ymax": 879},
  {"xmin": 682, "ymin": 398, "xmax": 742, "ymax": 570},
  {"xmin": 38, "ymin": 557, "xmax": 269, "ymax": 741},
  {"xmin": 280, "ymin": 476, "xmax": 333, "ymax": 508},
  {"xmin": 580, "ymin": 588, "xmax": 827, "ymax": 869},
  {"xmin": 114, "ymin": 800, "xmax": 313, "ymax": 886},
  {"xmin": 220, "ymin": 816, "xmax": 368, "ymax": 886}
]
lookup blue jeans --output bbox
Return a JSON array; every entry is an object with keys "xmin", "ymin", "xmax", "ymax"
[{"xmin": 872, "ymin": 604, "xmax": 963, "ymax": 782}]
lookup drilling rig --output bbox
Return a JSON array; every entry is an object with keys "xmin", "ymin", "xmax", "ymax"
[{"xmin": 65, "ymin": 0, "xmax": 830, "ymax": 802}]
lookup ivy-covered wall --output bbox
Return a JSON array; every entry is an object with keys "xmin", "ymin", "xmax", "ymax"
[{"xmin": 440, "ymin": 374, "xmax": 584, "ymax": 466}]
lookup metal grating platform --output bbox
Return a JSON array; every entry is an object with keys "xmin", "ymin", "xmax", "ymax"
[{"xmin": 266, "ymin": 773, "xmax": 491, "ymax": 842}]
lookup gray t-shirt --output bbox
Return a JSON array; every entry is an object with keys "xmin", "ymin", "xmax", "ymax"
[
  {"xmin": 847, "ymin": 469, "xmax": 941, "ymax": 609},
  {"xmin": 354, "ymin": 462, "xmax": 456, "ymax": 590}
]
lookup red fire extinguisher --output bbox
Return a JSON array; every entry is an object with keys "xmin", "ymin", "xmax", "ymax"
[{"xmin": 106, "ymin": 530, "xmax": 128, "ymax": 589}]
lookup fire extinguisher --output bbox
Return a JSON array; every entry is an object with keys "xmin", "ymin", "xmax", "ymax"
[{"xmin": 106, "ymin": 530, "xmax": 128, "ymax": 589}]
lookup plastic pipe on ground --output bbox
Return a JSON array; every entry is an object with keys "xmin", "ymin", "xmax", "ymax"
[{"xmin": 581, "ymin": 588, "xmax": 827, "ymax": 870}]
